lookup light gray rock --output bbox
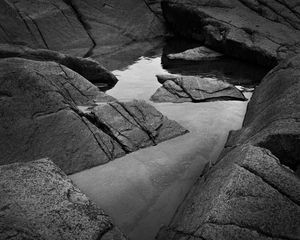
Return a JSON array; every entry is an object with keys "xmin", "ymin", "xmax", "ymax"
[
  {"xmin": 151, "ymin": 74, "xmax": 246, "ymax": 103},
  {"xmin": 167, "ymin": 46, "xmax": 223, "ymax": 61},
  {"xmin": 161, "ymin": 0, "xmax": 300, "ymax": 67},
  {"xmin": 0, "ymin": 158, "xmax": 127, "ymax": 240}
]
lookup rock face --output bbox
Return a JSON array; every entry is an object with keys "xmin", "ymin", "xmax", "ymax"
[
  {"xmin": 226, "ymin": 54, "xmax": 300, "ymax": 172},
  {"xmin": 161, "ymin": 0, "xmax": 300, "ymax": 67},
  {"xmin": 0, "ymin": 0, "xmax": 93, "ymax": 56},
  {"xmin": 157, "ymin": 144, "xmax": 300, "ymax": 240},
  {"xmin": 0, "ymin": 0, "xmax": 165, "ymax": 59},
  {"xmin": 88, "ymin": 100, "xmax": 188, "ymax": 152},
  {"xmin": 0, "ymin": 158, "xmax": 127, "ymax": 240},
  {"xmin": 167, "ymin": 46, "xmax": 223, "ymax": 61},
  {"xmin": 156, "ymin": 54, "xmax": 300, "ymax": 239},
  {"xmin": 0, "ymin": 44, "xmax": 118, "ymax": 89},
  {"xmin": 0, "ymin": 58, "xmax": 187, "ymax": 174},
  {"xmin": 151, "ymin": 74, "xmax": 246, "ymax": 103}
]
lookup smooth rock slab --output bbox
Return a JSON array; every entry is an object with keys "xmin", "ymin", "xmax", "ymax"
[
  {"xmin": 151, "ymin": 74, "xmax": 246, "ymax": 103},
  {"xmin": 0, "ymin": 44, "xmax": 118, "ymax": 89},
  {"xmin": 167, "ymin": 46, "xmax": 223, "ymax": 61},
  {"xmin": 157, "ymin": 144, "xmax": 300, "ymax": 240},
  {"xmin": 0, "ymin": 158, "xmax": 127, "ymax": 240}
]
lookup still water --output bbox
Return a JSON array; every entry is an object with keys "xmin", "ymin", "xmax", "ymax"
[{"xmin": 71, "ymin": 39, "xmax": 268, "ymax": 240}]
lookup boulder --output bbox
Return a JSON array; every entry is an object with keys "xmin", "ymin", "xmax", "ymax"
[
  {"xmin": 0, "ymin": 58, "xmax": 187, "ymax": 174},
  {"xmin": 88, "ymin": 100, "xmax": 188, "ymax": 152},
  {"xmin": 0, "ymin": 158, "xmax": 127, "ymax": 240},
  {"xmin": 0, "ymin": 44, "xmax": 118, "ymax": 89},
  {"xmin": 151, "ymin": 74, "xmax": 246, "ymax": 103},
  {"xmin": 0, "ymin": 0, "xmax": 93, "ymax": 56},
  {"xmin": 167, "ymin": 46, "xmax": 223, "ymax": 61},
  {"xmin": 161, "ymin": 0, "xmax": 300, "ymax": 67},
  {"xmin": 157, "ymin": 144, "xmax": 300, "ymax": 240},
  {"xmin": 226, "ymin": 54, "xmax": 300, "ymax": 173}
]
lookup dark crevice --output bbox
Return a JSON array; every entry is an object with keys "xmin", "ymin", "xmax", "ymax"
[
  {"xmin": 62, "ymin": 0, "xmax": 96, "ymax": 57},
  {"xmin": 256, "ymin": 134, "xmax": 300, "ymax": 175}
]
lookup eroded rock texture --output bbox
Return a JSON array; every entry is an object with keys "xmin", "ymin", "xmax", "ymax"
[
  {"xmin": 0, "ymin": 0, "xmax": 165, "ymax": 60},
  {"xmin": 0, "ymin": 158, "xmax": 127, "ymax": 240},
  {"xmin": 0, "ymin": 0, "xmax": 93, "ymax": 56},
  {"xmin": 226, "ymin": 54, "xmax": 300, "ymax": 172},
  {"xmin": 0, "ymin": 44, "xmax": 118, "ymax": 89},
  {"xmin": 157, "ymin": 145, "xmax": 300, "ymax": 240},
  {"xmin": 161, "ymin": 0, "xmax": 300, "ymax": 67},
  {"xmin": 151, "ymin": 74, "xmax": 246, "ymax": 103},
  {"xmin": 156, "ymin": 54, "xmax": 300, "ymax": 239},
  {"xmin": 0, "ymin": 58, "xmax": 187, "ymax": 174}
]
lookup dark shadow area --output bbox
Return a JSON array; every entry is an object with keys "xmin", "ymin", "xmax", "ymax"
[{"xmin": 162, "ymin": 37, "xmax": 271, "ymax": 87}]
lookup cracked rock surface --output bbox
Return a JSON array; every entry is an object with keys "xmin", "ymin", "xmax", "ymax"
[
  {"xmin": 0, "ymin": 158, "xmax": 127, "ymax": 240},
  {"xmin": 156, "ymin": 54, "xmax": 300, "ymax": 239},
  {"xmin": 0, "ymin": 58, "xmax": 187, "ymax": 174},
  {"xmin": 0, "ymin": 0, "xmax": 93, "ymax": 56},
  {"xmin": 151, "ymin": 74, "xmax": 246, "ymax": 103},
  {"xmin": 0, "ymin": 44, "xmax": 118, "ymax": 89},
  {"xmin": 157, "ymin": 144, "xmax": 300, "ymax": 240},
  {"xmin": 161, "ymin": 0, "xmax": 300, "ymax": 67}
]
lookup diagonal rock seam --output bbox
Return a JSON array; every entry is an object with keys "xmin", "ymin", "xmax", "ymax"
[{"xmin": 62, "ymin": 0, "xmax": 96, "ymax": 57}]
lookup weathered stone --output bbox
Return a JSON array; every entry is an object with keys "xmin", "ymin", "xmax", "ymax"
[
  {"xmin": 89, "ymin": 100, "xmax": 189, "ymax": 152},
  {"xmin": 157, "ymin": 144, "xmax": 300, "ymax": 240},
  {"xmin": 151, "ymin": 74, "xmax": 246, "ymax": 103},
  {"xmin": 226, "ymin": 54, "xmax": 300, "ymax": 172},
  {"xmin": 0, "ymin": 44, "xmax": 118, "ymax": 89},
  {"xmin": 161, "ymin": 0, "xmax": 300, "ymax": 67},
  {"xmin": 0, "ymin": 158, "xmax": 127, "ymax": 240},
  {"xmin": 0, "ymin": 58, "xmax": 188, "ymax": 174},
  {"xmin": 0, "ymin": 0, "xmax": 93, "ymax": 56},
  {"xmin": 0, "ymin": 57, "xmax": 124, "ymax": 174},
  {"xmin": 62, "ymin": 0, "xmax": 166, "ymax": 59},
  {"xmin": 167, "ymin": 46, "xmax": 223, "ymax": 61}
]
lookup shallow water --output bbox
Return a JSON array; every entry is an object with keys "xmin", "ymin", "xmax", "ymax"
[{"xmin": 70, "ymin": 41, "xmax": 266, "ymax": 240}]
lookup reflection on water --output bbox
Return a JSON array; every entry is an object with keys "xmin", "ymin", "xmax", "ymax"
[{"xmin": 73, "ymin": 38, "xmax": 269, "ymax": 240}]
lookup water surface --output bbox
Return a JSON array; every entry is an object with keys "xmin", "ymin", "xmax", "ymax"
[{"xmin": 71, "ymin": 40, "xmax": 267, "ymax": 240}]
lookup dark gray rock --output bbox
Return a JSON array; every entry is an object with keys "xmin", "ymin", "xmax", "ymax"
[
  {"xmin": 0, "ymin": 44, "xmax": 118, "ymax": 89},
  {"xmin": 0, "ymin": 58, "xmax": 187, "ymax": 174},
  {"xmin": 161, "ymin": 0, "xmax": 300, "ymax": 67},
  {"xmin": 151, "ymin": 74, "xmax": 246, "ymax": 103},
  {"xmin": 167, "ymin": 46, "xmax": 223, "ymax": 61},
  {"xmin": 0, "ymin": 57, "xmax": 123, "ymax": 174},
  {"xmin": 157, "ymin": 144, "xmax": 300, "ymax": 240},
  {"xmin": 226, "ymin": 54, "xmax": 300, "ymax": 173},
  {"xmin": 88, "ymin": 100, "xmax": 189, "ymax": 152},
  {"xmin": 0, "ymin": 158, "xmax": 127, "ymax": 240},
  {"xmin": 0, "ymin": 0, "xmax": 93, "ymax": 56}
]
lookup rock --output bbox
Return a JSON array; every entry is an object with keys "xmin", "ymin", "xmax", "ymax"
[
  {"xmin": 0, "ymin": 57, "xmax": 124, "ymax": 174},
  {"xmin": 0, "ymin": 58, "xmax": 187, "ymax": 174},
  {"xmin": 157, "ymin": 144, "xmax": 300, "ymax": 240},
  {"xmin": 0, "ymin": 158, "xmax": 127, "ymax": 240},
  {"xmin": 151, "ymin": 74, "xmax": 246, "ymax": 103},
  {"xmin": 0, "ymin": 44, "xmax": 118, "ymax": 90},
  {"xmin": 167, "ymin": 46, "xmax": 223, "ymax": 61},
  {"xmin": 161, "ymin": 0, "xmax": 300, "ymax": 67},
  {"xmin": 0, "ymin": 0, "xmax": 93, "ymax": 56},
  {"xmin": 88, "ymin": 100, "xmax": 189, "ymax": 152},
  {"xmin": 226, "ymin": 54, "xmax": 300, "ymax": 172},
  {"xmin": 57, "ymin": 0, "xmax": 166, "ymax": 59}
]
